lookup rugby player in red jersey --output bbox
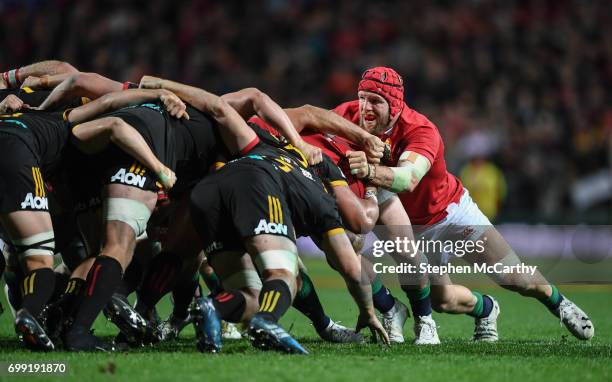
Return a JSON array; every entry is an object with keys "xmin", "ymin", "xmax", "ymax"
[
  {"xmin": 299, "ymin": 66, "xmax": 593, "ymax": 341},
  {"xmin": 251, "ymin": 116, "xmax": 437, "ymax": 344}
]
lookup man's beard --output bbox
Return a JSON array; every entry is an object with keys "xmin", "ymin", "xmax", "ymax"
[{"xmin": 360, "ymin": 115, "xmax": 390, "ymax": 136}]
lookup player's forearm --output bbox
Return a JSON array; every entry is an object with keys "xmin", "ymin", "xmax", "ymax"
[
  {"xmin": 1, "ymin": 60, "xmax": 77, "ymax": 88},
  {"xmin": 361, "ymin": 188, "xmax": 380, "ymax": 228},
  {"xmin": 322, "ymin": 233, "xmax": 374, "ymax": 313},
  {"xmin": 224, "ymin": 88, "xmax": 303, "ymax": 146},
  {"xmin": 367, "ymin": 165, "xmax": 398, "ymax": 191},
  {"xmin": 345, "ymin": 275, "xmax": 376, "ymax": 315},
  {"xmin": 158, "ymin": 79, "xmax": 223, "ymax": 117},
  {"xmin": 350, "ymin": 199, "xmax": 379, "ymax": 233},
  {"xmin": 19, "ymin": 60, "xmax": 77, "ymax": 77},
  {"xmin": 35, "ymin": 73, "xmax": 74, "ymax": 89},
  {"xmin": 249, "ymin": 90, "xmax": 302, "ymax": 147},
  {"xmin": 367, "ymin": 163, "xmax": 425, "ymax": 193},
  {"xmin": 68, "ymin": 89, "xmax": 165, "ymax": 124},
  {"xmin": 39, "ymin": 72, "xmax": 123, "ymax": 110},
  {"xmin": 285, "ymin": 105, "xmax": 370, "ymax": 144}
]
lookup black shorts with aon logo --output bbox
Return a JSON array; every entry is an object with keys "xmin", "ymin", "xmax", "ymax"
[
  {"xmin": 63, "ymin": 105, "xmax": 171, "ymax": 212},
  {"xmin": 0, "ymin": 133, "xmax": 50, "ymax": 213},
  {"xmin": 190, "ymin": 163, "xmax": 296, "ymax": 257},
  {"xmin": 63, "ymin": 144, "xmax": 163, "ymax": 213}
]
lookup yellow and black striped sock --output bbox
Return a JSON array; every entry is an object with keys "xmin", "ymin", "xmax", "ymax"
[
  {"xmin": 58, "ymin": 278, "xmax": 85, "ymax": 323},
  {"xmin": 20, "ymin": 268, "xmax": 56, "ymax": 317},
  {"xmin": 255, "ymin": 279, "xmax": 292, "ymax": 323}
]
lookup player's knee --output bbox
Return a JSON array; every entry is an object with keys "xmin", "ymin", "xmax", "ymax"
[
  {"xmin": 261, "ymin": 268, "xmax": 294, "ymax": 283},
  {"xmin": 23, "ymin": 255, "xmax": 53, "ymax": 271}
]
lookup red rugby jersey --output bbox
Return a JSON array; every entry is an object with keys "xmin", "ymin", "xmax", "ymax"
[
  {"xmin": 332, "ymin": 101, "xmax": 463, "ymax": 225},
  {"xmin": 248, "ymin": 116, "xmax": 367, "ymax": 198}
]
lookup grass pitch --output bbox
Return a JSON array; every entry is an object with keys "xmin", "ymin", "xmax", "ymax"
[{"xmin": 0, "ymin": 258, "xmax": 610, "ymax": 382}]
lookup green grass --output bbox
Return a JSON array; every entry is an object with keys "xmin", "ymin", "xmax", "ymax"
[{"xmin": 0, "ymin": 258, "xmax": 611, "ymax": 382}]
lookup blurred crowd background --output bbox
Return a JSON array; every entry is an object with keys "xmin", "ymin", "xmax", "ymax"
[{"xmin": 1, "ymin": 0, "xmax": 611, "ymax": 223}]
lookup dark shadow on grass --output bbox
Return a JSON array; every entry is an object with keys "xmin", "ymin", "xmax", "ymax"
[{"xmin": 1, "ymin": 334, "xmax": 609, "ymax": 359}]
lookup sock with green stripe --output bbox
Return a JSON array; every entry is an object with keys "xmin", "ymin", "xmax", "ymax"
[
  {"xmin": 372, "ymin": 276, "xmax": 396, "ymax": 314},
  {"xmin": 202, "ymin": 271, "xmax": 223, "ymax": 297},
  {"xmin": 293, "ymin": 271, "xmax": 330, "ymax": 332},
  {"xmin": 402, "ymin": 282, "xmax": 433, "ymax": 317},
  {"xmin": 538, "ymin": 285, "xmax": 563, "ymax": 311},
  {"xmin": 468, "ymin": 291, "xmax": 494, "ymax": 319}
]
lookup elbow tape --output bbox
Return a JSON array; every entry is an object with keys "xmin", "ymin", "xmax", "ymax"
[{"xmin": 390, "ymin": 152, "xmax": 430, "ymax": 192}]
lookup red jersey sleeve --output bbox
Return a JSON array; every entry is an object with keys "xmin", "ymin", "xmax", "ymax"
[
  {"xmin": 332, "ymin": 101, "xmax": 360, "ymax": 123},
  {"xmin": 394, "ymin": 124, "xmax": 439, "ymax": 165}
]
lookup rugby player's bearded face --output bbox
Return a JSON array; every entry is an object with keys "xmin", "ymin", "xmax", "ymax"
[{"xmin": 358, "ymin": 91, "xmax": 390, "ymax": 135}]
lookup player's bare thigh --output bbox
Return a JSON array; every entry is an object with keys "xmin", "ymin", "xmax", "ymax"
[
  {"xmin": 100, "ymin": 183, "xmax": 157, "ymax": 270},
  {"xmin": 1, "ymin": 210, "xmax": 54, "ymax": 270},
  {"xmin": 244, "ymin": 234, "xmax": 298, "ymax": 296}
]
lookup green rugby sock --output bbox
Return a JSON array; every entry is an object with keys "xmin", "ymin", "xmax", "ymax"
[
  {"xmin": 539, "ymin": 285, "xmax": 563, "ymax": 311},
  {"xmin": 293, "ymin": 271, "xmax": 330, "ymax": 332},
  {"xmin": 468, "ymin": 291, "xmax": 494, "ymax": 319},
  {"xmin": 470, "ymin": 292, "xmax": 484, "ymax": 317},
  {"xmin": 371, "ymin": 276, "xmax": 395, "ymax": 313},
  {"xmin": 402, "ymin": 282, "xmax": 432, "ymax": 317},
  {"xmin": 371, "ymin": 276, "xmax": 384, "ymax": 295}
]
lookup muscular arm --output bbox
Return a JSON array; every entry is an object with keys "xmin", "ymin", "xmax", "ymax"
[
  {"xmin": 334, "ymin": 185, "xmax": 379, "ymax": 233},
  {"xmin": 67, "ymin": 88, "xmax": 170, "ymax": 124},
  {"xmin": 320, "ymin": 233, "xmax": 373, "ymax": 311},
  {"xmin": 39, "ymin": 72, "xmax": 123, "ymax": 111},
  {"xmin": 222, "ymin": 88, "xmax": 301, "ymax": 144},
  {"xmin": 319, "ymin": 232, "xmax": 389, "ymax": 343},
  {"xmin": 369, "ymin": 152, "xmax": 431, "ymax": 192},
  {"xmin": 349, "ymin": 150, "xmax": 431, "ymax": 193},
  {"xmin": 223, "ymin": 89, "xmax": 322, "ymax": 163},
  {"xmin": 140, "ymin": 76, "xmax": 256, "ymax": 155},
  {"xmin": 285, "ymin": 105, "xmax": 383, "ymax": 162},
  {"xmin": 1, "ymin": 60, "xmax": 78, "ymax": 89}
]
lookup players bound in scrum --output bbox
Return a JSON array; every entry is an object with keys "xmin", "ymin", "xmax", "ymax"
[{"xmin": 0, "ymin": 61, "xmax": 593, "ymax": 353}]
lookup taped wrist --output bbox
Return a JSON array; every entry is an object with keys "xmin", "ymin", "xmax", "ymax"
[
  {"xmin": 2, "ymin": 69, "xmax": 21, "ymax": 88},
  {"xmin": 157, "ymin": 169, "xmax": 171, "ymax": 186}
]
